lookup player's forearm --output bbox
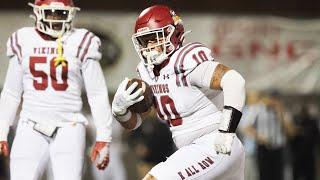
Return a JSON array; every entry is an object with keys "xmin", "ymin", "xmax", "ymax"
[
  {"xmin": 189, "ymin": 62, "xmax": 245, "ymax": 132},
  {"xmin": 0, "ymin": 89, "xmax": 22, "ymax": 141},
  {"xmin": 88, "ymin": 98, "xmax": 113, "ymax": 142},
  {"xmin": 0, "ymin": 57, "xmax": 23, "ymax": 141},
  {"xmin": 88, "ymin": 93, "xmax": 113, "ymax": 142},
  {"xmin": 217, "ymin": 69, "xmax": 245, "ymax": 132},
  {"xmin": 83, "ymin": 59, "xmax": 113, "ymax": 141}
]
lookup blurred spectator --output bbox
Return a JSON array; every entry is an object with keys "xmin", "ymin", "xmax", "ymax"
[
  {"xmin": 127, "ymin": 115, "xmax": 176, "ymax": 179},
  {"xmin": 238, "ymin": 91, "xmax": 261, "ymax": 180},
  {"xmin": 289, "ymin": 103, "xmax": 319, "ymax": 180},
  {"xmin": 241, "ymin": 91, "xmax": 296, "ymax": 180}
]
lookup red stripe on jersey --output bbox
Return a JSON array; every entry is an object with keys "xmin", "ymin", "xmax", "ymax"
[
  {"xmin": 179, "ymin": 44, "xmax": 205, "ymax": 86},
  {"xmin": 80, "ymin": 35, "xmax": 94, "ymax": 62},
  {"xmin": 174, "ymin": 43, "xmax": 200, "ymax": 86},
  {"xmin": 192, "ymin": 54, "xmax": 201, "ymax": 64},
  {"xmin": 198, "ymin": 50, "xmax": 209, "ymax": 62},
  {"xmin": 179, "ymin": 44, "xmax": 205, "ymax": 73},
  {"xmin": 76, "ymin": 31, "xmax": 90, "ymax": 58},
  {"xmin": 15, "ymin": 32, "xmax": 22, "ymax": 61},
  {"xmin": 10, "ymin": 35, "xmax": 21, "ymax": 62}
]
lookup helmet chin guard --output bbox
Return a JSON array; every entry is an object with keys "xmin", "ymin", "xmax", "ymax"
[{"xmin": 29, "ymin": 1, "xmax": 80, "ymax": 38}]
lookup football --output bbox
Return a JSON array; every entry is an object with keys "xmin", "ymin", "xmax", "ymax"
[{"xmin": 126, "ymin": 78, "xmax": 154, "ymax": 113}]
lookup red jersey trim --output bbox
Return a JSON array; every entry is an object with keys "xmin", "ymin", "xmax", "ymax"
[
  {"xmin": 174, "ymin": 43, "xmax": 200, "ymax": 86},
  {"xmin": 80, "ymin": 34, "xmax": 94, "ymax": 62},
  {"xmin": 76, "ymin": 31, "xmax": 90, "ymax": 58},
  {"xmin": 10, "ymin": 33, "xmax": 22, "ymax": 63},
  {"xmin": 179, "ymin": 44, "xmax": 206, "ymax": 86},
  {"xmin": 174, "ymin": 43, "xmax": 203, "ymax": 86}
]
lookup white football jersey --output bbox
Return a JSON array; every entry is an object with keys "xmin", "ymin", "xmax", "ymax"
[
  {"xmin": 137, "ymin": 43, "xmax": 224, "ymax": 147},
  {"xmin": 6, "ymin": 27, "xmax": 102, "ymax": 126}
]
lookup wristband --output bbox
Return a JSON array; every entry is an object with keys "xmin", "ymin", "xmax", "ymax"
[
  {"xmin": 113, "ymin": 110, "xmax": 132, "ymax": 122},
  {"xmin": 219, "ymin": 106, "xmax": 242, "ymax": 133}
]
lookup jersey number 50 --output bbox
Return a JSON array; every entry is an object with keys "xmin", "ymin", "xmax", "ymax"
[{"xmin": 29, "ymin": 56, "xmax": 68, "ymax": 91}]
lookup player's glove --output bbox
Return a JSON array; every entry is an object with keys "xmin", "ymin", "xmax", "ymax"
[
  {"xmin": 213, "ymin": 131, "xmax": 235, "ymax": 155},
  {"xmin": 91, "ymin": 141, "xmax": 110, "ymax": 170},
  {"xmin": 0, "ymin": 141, "xmax": 9, "ymax": 157},
  {"xmin": 112, "ymin": 77, "xmax": 144, "ymax": 116}
]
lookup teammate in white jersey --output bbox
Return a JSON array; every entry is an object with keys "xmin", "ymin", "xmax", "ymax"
[
  {"xmin": 112, "ymin": 5, "xmax": 246, "ymax": 180},
  {"xmin": 0, "ymin": 0, "xmax": 113, "ymax": 179}
]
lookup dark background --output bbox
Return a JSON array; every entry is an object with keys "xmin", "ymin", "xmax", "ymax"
[{"xmin": 2, "ymin": 0, "xmax": 320, "ymax": 17}]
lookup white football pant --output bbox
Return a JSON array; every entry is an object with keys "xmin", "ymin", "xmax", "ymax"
[
  {"xmin": 149, "ymin": 131, "xmax": 245, "ymax": 180},
  {"xmin": 10, "ymin": 120, "xmax": 86, "ymax": 180}
]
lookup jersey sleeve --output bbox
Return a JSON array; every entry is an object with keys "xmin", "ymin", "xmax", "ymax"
[
  {"xmin": 6, "ymin": 31, "xmax": 22, "ymax": 62},
  {"xmin": 82, "ymin": 59, "xmax": 112, "ymax": 142},
  {"xmin": 80, "ymin": 32, "xmax": 102, "ymax": 63},
  {"xmin": 0, "ymin": 56, "xmax": 23, "ymax": 141},
  {"xmin": 174, "ymin": 43, "xmax": 215, "ymax": 87}
]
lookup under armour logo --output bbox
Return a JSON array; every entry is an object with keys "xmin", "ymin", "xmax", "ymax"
[{"xmin": 163, "ymin": 74, "xmax": 169, "ymax": 80}]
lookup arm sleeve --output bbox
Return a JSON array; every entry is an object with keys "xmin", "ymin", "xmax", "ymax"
[
  {"xmin": 82, "ymin": 59, "xmax": 113, "ymax": 142},
  {"xmin": 220, "ymin": 70, "xmax": 246, "ymax": 112},
  {"xmin": 189, "ymin": 60, "xmax": 246, "ymax": 132},
  {"xmin": 0, "ymin": 56, "xmax": 23, "ymax": 141}
]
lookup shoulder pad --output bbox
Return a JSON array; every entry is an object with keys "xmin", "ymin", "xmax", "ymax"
[
  {"xmin": 75, "ymin": 30, "xmax": 102, "ymax": 63},
  {"xmin": 173, "ymin": 42, "xmax": 214, "ymax": 86},
  {"xmin": 6, "ymin": 28, "xmax": 26, "ymax": 62}
]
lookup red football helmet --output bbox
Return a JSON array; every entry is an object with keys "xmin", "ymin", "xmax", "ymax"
[
  {"xmin": 132, "ymin": 5, "xmax": 185, "ymax": 66},
  {"xmin": 28, "ymin": 0, "xmax": 80, "ymax": 38}
]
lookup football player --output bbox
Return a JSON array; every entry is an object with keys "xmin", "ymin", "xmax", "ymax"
[
  {"xmin": 0, "ymin": 0, "xmax": 113, "ymax": 179},
  {"xmin": 112, "ymin": 5, "xmax": 246, "ymax": 180}
]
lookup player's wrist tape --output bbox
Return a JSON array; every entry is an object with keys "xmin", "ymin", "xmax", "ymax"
[
  {"xmin": 219, "ymin": 106, "xmax": 242, "ymax": 133},
  {"xmin": 113, "ymin": 110, "xmax": 132, "ymax": 122}
]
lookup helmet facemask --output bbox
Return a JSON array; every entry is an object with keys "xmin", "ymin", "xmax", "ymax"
[
  {"xmin": 29, "ymin": 2, "xmax": 80, "ymax": 38},
  {"xmin": 132, "ymin": 24, "xmax": 176, "ymax": 66}
]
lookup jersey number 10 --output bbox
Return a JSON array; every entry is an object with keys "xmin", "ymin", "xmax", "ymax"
[
  {"xmin": 155, "ymin": 95, "xmax": 183, "ymax": 127},
  {"xmin": 29, "ymin": 56, "xmax": 69, "ymax": 91}
]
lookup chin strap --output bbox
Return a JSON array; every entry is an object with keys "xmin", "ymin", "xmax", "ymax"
[{"xmin": 54, "ymin": 34, "xmax": 67, "ymax": 67}]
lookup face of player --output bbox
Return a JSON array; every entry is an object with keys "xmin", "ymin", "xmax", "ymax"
[
  {"xmin": 146, "ymin": 38, "xmax": 164, "ymax": 53},
  {"xmin": 140, "ymin": 35, "xmax": 166, "ymax": 65},
  {"xmin": 132, "ymin": 26, "xmax": 176, "ymax": 66},
  {"xmin": 137, "ymin": 33, "xmax": 164, "ymax": 52},
  {"xmin": 44, "ymin": 9, "xmax": 69, "ymax": 31}
]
